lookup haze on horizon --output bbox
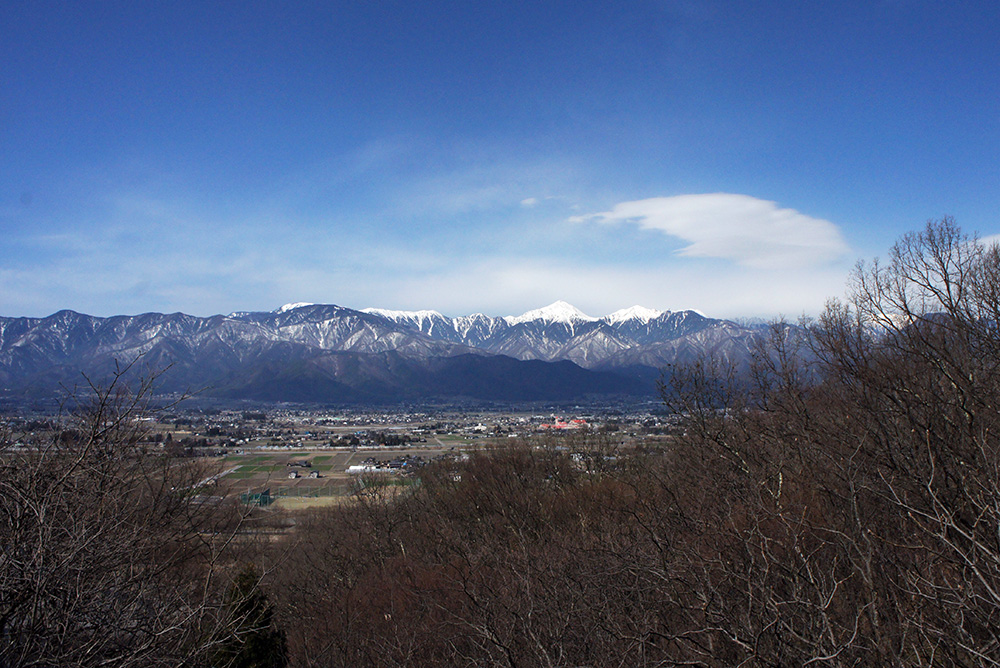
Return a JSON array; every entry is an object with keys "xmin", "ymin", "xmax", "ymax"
[{"xmin": 2, "ymin": 1, "xmax": 998, "ymax": 320}]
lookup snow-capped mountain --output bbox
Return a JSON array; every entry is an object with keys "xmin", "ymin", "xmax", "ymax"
[
  {"xmin": 453, "ymin": 313, "xmax": 509, "ymax": 348},
  {"xmin": 503, "ymin": 300, "xmax": 597, "ymax": 326},
  {"xmin": 361, "ymin": 308, "xmax": 459, "ymax": 342},
  {"xmin": 352, "ymin": 301, "xmax": 744, "ymax": 368},
  {"xmin": 0, "ymin": 301, "xmax": 769, "ymax": 403}
]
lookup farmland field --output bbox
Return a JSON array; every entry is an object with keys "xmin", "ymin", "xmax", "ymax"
[{"xmin": 214, "ymin": 447, "xmax": 458, "ymax": 499}]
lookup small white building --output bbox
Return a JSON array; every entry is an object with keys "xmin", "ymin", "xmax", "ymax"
[{"xmin": 346, "ymin": 464, "xmax": 380, "ymax": 475}]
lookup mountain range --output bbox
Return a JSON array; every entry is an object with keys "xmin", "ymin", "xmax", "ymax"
[{"xmin": 0, "ymin": 301, "xmax": 766, "ymax": 404}]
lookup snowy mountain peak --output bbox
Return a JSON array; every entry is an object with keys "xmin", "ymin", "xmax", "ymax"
[
  {"xmin": 275, "ymin": 302, "xmax": 315, "ymax": 313},
  {"xmin": 362, "ymin": 307, "xmax": 445, "ymax": 320},
  {"xmin": 505, "ymin": 301, "xmax": 596, "ymax": 326},
  {"xmin": 604, "ymin": 305, "xmax": 664, "ymax": 325},
  {"xmin": 361, "ymin": 308, "xmax": 452, "ymax": 338}
]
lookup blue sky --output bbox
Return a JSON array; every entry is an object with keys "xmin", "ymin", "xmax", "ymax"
[{"xmin": 2, "ymin": 1, "xmax": 998, "ymax": 319}]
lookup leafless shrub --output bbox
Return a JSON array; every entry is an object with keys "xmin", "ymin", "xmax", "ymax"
[{"xmin": 0, "ymin": 364, "xmax": 268, "ymax": 667}]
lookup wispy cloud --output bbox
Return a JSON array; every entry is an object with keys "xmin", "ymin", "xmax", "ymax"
[
  {"xmin": 0, "ymin": 162, "xmax": 853, "ymax": 320},
  {"xmin": 571, "ymin": 193, "xmax": 850, "ymax": 268},
  {"xmin": 383, "ymin": 150, "xmax": 583, "ymax": 219}
]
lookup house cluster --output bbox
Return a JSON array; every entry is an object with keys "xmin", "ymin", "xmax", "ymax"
[
  {"xmin": 538, "ymin": 418, "xmax": 588, "ymax": 430},
  {"xmin": 345, "ymin": 454, "xmax": 425, "ymax": 476}
]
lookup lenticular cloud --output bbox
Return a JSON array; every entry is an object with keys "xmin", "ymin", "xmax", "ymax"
[{"xmin": 572, "ymin": 193, "xmax": 850, "ymax": 268}]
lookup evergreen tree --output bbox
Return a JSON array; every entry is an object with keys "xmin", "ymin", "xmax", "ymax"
[{"xmin": 214, "ymin": 565, "xmax": 288, "ymax": 668}]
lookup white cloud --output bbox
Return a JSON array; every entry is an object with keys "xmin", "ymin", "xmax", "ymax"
[
  {"xmin": 979, "ymin": 233, "xmax": 1000, "ymax": 248},
  {"xmin": 571, "ymin": 193, "xmax": 850, "ymax": 268},
  {"xmin": 1, "ymin": 171, "xmax": 855, "ymax": 321},
  {"xmin": 337, "ymin": 256, "xmax": 851, "ymax": 320},
  {"xmin": 0, "ymin": 243, "xmax": 852, "ymax": 320}
]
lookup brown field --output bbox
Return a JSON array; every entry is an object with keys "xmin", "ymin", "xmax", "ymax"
[
  {"xmin": 271, "ymin": 495, "xmax": 352, "ymax": 510},
  {"xmin": 212, "ymin": 446, "xmax": 459, "ymax": 500}
]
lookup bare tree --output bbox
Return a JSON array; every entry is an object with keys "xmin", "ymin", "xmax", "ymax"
[
  {"xmin": 0, "ymin": 365, "xmax": 258, "ymax": 667},
  {"xmin": 256, "ymin": 218, "xmax": 1000, "ymax": 667},
  {"xmin": 810, "ymin": 219, "xmax": 1000, "ymax": 665}
]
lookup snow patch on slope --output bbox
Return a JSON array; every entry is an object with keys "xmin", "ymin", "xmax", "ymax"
[
  {"xmin": 362, "ymin": 307, "xmax": 451, "ymax": 337},
  {"xmin": 603, "ymin": 305, "xmax": 664, "ymax": 325},
  {"xmin": 362, "ymin": 307, "xmax": 445, "ymax": 321},
  {"xmin": 275, "ymin": 302, "xmax": 315, "ymax": 313},
  {"xmin": 453, "ymin": 313, "xmax": 503, "ymax": 338}
]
